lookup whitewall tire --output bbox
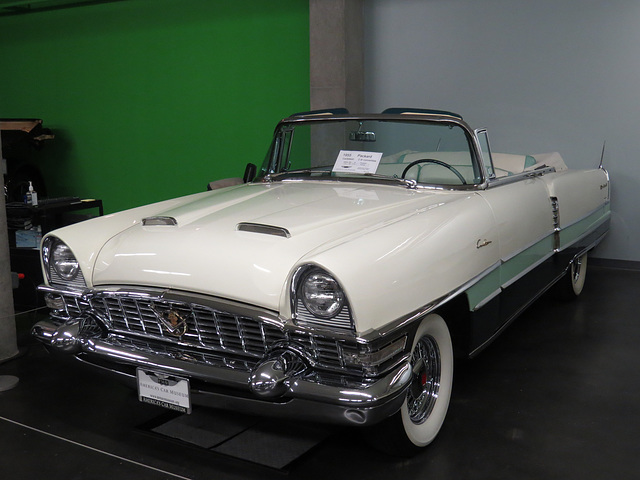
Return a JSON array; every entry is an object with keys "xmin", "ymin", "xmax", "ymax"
[
  {"xmin": 569, "ymin": 253, "xmax": 588, "ymax": 296},
  {"xmin": 400, "ymin": 313, "xmax": 454, "ymax": 447},
  {"xmin": 556, "ymin": 252, "xmax": 588, "ymax": 299},
  {"xmin": 367, "ymin": 313, "xmax": 454, "ymax": 454}
]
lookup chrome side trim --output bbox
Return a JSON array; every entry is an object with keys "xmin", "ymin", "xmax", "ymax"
[
  {"xmin": 357, "ymin": 260, "xmax": 502, "ymax": 342},
  {"xmin": 487, "ymin": 166, "xmax": 556, "ymax": 188},
  {"xmin": 563, "ymin": 230, "xmax": 609, "ymax": 264},
  {"xmin": 561, "ymin": 201, "xmax": 610, "ymax": 231},
  {"xmin": 501, "ymin": 251, "xmax": 556, "ymax": 290},
  {"xmin": 551, "ymin": 196, "xmax": 560, "ymax": 229},
  {"xmin": 360, "ymin": 204, "xmax": 610, "ymax": 341},
  {"xmin": 555, "ymin": 203, "xmax": 611, "ymax": 253},
  {"xmin": 472, "ymin": 287, "xmax": 501, "ymax": 311},
  {"xmin": 551, "ymin": 196, "xmax": 561, "ymax": 250},
  {"xmin": 500, "ymin": 230, "xmax": 555, "ymax": 265}
]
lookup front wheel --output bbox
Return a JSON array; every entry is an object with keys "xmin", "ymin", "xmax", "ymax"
[{"xmin": 367, "ymin": 314, "xmax": 453, "ymax": 455}]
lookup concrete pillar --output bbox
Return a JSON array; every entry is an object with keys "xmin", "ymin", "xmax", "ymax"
[
  {"xmin": 0, "ymin": 133, "xmax": 19, "ymax": 364},
  {"xmin": 309, "ymin": 0, "xmax": 364, "ymax": 112}
]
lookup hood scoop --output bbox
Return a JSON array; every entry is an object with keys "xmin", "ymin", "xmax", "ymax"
[
  {"xmin": 237, "ymin": 222, "xmax": 291, "ymax": 238},
  {"xmin": 142, "ymin": 216, "xmax": 178, "ymax": 226}
]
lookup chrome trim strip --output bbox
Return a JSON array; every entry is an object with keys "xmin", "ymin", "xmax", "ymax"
[
  {"xmin": 471, "ymin": 238, "xmax": 555, "ymax": 311},
  {"xmin": 357, "ymin": 202, "xmax": 610, "ymax": 341},
  {"xmin": 487, "ymin": 166, "xmax": 556, "ymax": 188},
  {"xmin": 551, "ymin": 196, "xmax": 561, "ymax": 250},
  {"xmin": 357, "ymin": 260, "xmax": 502, "ymax": 342},
  {"xmin": 561, "ymin": 201, "xmax": 610, "ymax": 231},
  {"xmin": 555, "ymin": 203, "xmax": 611, "ymax": 253},
  {"xmin": 472, "ymin": 287, "xmax": 501, "ymax": 312},
  {"xmin": 500, "ymin": 230, "xmax": 555, "ymax": 265},
  {"xmin": 39, "ymin": 283, "xmax": 89, "ymax": 297},
  {"xmin": 501, "ymin": 250, "xmax": 556, "ymax": 290},
  {"xmin": 563, "ymin": 230, "xmax": 609, "ymax": 263},
  {"xmin": 469, "ymin": 219, "xmax": 610, "ymax": 358}
]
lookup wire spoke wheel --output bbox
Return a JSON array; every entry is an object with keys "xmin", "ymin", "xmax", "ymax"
[
  {"xmin": 365, "ymin": 314, "xmax": 453, "ymax": 455},
  {"xmin": 406, "ymin": 336, "xmax": 441, "ymax": 424},
  {"xmin": 571, "ymin": 254, "xmax": 587, "ymax": 290},
  {"xmin": 555, "ymin": 252, "xmax": 588, "ymax": 299}
]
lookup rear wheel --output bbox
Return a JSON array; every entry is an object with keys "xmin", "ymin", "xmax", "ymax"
[
  {"xmin": 555, "ymin": 252, "xmax": 588, "ymax": 299},
  {"xmin": 367, "ymin": 314, "xmax": 453, "ymax": 455},
  {"xmin": 569, "ymin": 253, "xmax": 588, "ymax": 296}
]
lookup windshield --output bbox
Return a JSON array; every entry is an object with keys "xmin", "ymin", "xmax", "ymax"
[{"xmin": 260, "ymin": 119, "xmax": 482, "ymax": 186}]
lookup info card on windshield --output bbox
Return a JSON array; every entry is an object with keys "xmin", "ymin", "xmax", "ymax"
[{"xmin": 333, "ymin": 150, "xmax": 383, "ymax": 174}]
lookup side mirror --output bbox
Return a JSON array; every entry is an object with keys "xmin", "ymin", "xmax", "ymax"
[{"xmin": 243, "ymin": 163, "xmax": 257, "ymax": 183}]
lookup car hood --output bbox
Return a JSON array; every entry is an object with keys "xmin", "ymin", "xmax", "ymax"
[{"xmin": 91, "ymin": 181, "xmax": 468, "ymax": 311}]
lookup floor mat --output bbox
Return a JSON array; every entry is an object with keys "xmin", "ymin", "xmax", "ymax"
[{"xmin": 147, "ymin": 408, "xmax": 334, "ymax": 469}]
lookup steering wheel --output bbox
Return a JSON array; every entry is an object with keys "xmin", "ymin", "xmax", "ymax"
[{"xmin": 401, "ymin": 159, "xmax": 467, "ymax": 185}]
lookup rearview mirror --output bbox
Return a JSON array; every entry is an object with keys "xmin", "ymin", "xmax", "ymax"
[{"xmin": 349, "ymin": 131, "xmax": 376, "ymax": 142}]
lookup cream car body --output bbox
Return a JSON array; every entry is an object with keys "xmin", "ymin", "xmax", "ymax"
[{"xmin": 32, "ymin": 109, "xmax": 610, "ymax": 453}]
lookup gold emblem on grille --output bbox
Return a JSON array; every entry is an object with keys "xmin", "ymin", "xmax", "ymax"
[{"xmin": 151, "ymin": 304, "xmax": 189, "ymax": 337}]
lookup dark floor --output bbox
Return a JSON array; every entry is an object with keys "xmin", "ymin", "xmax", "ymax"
[{"xmin": 1, "ymin": 266, "xmax": 639, "ymax": 480}]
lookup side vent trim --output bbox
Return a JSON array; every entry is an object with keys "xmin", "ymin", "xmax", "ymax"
[
  {"xmin": 142, "ymin": 216, "xmax": 178, "ymax": 226},
  {"xmin": 237, "ymin": 222, "xmax": 291, "ymax": 238}
]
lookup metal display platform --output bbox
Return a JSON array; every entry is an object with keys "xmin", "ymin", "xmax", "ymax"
[{"xmin": 145, "ymin": 408, "xmax": 335, "ymax": 470}]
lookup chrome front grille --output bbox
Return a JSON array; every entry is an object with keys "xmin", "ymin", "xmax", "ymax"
[
  {"xmin": 86, "ymin": 292, "xmax": 359, "ymax": 373},
  {"xmin": 52, "ymin": 293, "xmax": 86, "ymax": 319}
]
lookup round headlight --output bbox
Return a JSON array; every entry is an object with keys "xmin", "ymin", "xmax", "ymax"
[
  {"xmin": 51, "ymin": 241, "xmax": 80, "ymax": 281},
  {"xmin": 301, "ymin": 270, "xmax": 345, "ymax": 319}
]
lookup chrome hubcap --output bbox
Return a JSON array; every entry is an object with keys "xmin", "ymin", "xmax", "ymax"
[
  {"xmin": 407, "ymin": 335, "xmax": 441, "ymax": 424},
  {"xmin": 572, "ymin": 256, "xmax": 584, "ymax": 284}
]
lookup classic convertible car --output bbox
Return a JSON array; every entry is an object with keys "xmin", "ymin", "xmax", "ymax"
[{"xmin": 32, "ymin": 108, "xmax": 610, "ymax": 453}]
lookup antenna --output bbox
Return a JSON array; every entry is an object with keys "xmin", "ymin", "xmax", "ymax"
[{"xmin": 598, "ymin": 141, "xmax": 606, "ymax": 169}]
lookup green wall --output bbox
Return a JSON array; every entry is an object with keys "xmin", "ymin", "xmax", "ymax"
[{"xmin": 0, "ymin": 0, "xmax": 309, "ymax": 213}]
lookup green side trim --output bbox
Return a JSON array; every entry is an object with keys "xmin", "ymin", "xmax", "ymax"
[
  {"xmin": 499, "ymin": 235, "xmax": 555, "ymax": 286},
  {"xmin": 558, "ymin": 204, "xmax": 611, "ymax": 250},
  {"xmin": 465, "ymin": 203, "xmax": 611, "ymax": 311},
  {"xmin": 466, "ymin": 266, "xmax": 501, "ymax": 310},
  {"xmin": 466, "ymin": 234, "xmax": 554, "ymax": 311}
]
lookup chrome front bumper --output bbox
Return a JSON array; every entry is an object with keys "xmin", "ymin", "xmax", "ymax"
[{"xmin": 32, "ymin": 318, "xmax": 412, "ymax": 426}]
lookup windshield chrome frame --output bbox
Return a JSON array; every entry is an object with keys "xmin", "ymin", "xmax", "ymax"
[{"xmin": 260, "ymin": 113, "xmax": 490, "ymax": 191}]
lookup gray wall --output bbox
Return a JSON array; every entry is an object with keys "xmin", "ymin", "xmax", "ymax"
[{"xmin": 364, "ymin": 0, "xmax": 640, "ymax": 261}]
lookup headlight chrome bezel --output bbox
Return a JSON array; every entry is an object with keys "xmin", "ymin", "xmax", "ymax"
[
  {"xmin": 300, "ymin": 270, "xmax": 345, "ymax": 319},
  {"xmin": 51, "ymin": 241, "xmax": 80, "ymax": 280},
  {"xmin": 42, "ymin": 236, "xmax": 86, "ymax": 287},
  {"xmin": 292, "ymin": 265, "xmax": 355, "ymax": 332}
]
